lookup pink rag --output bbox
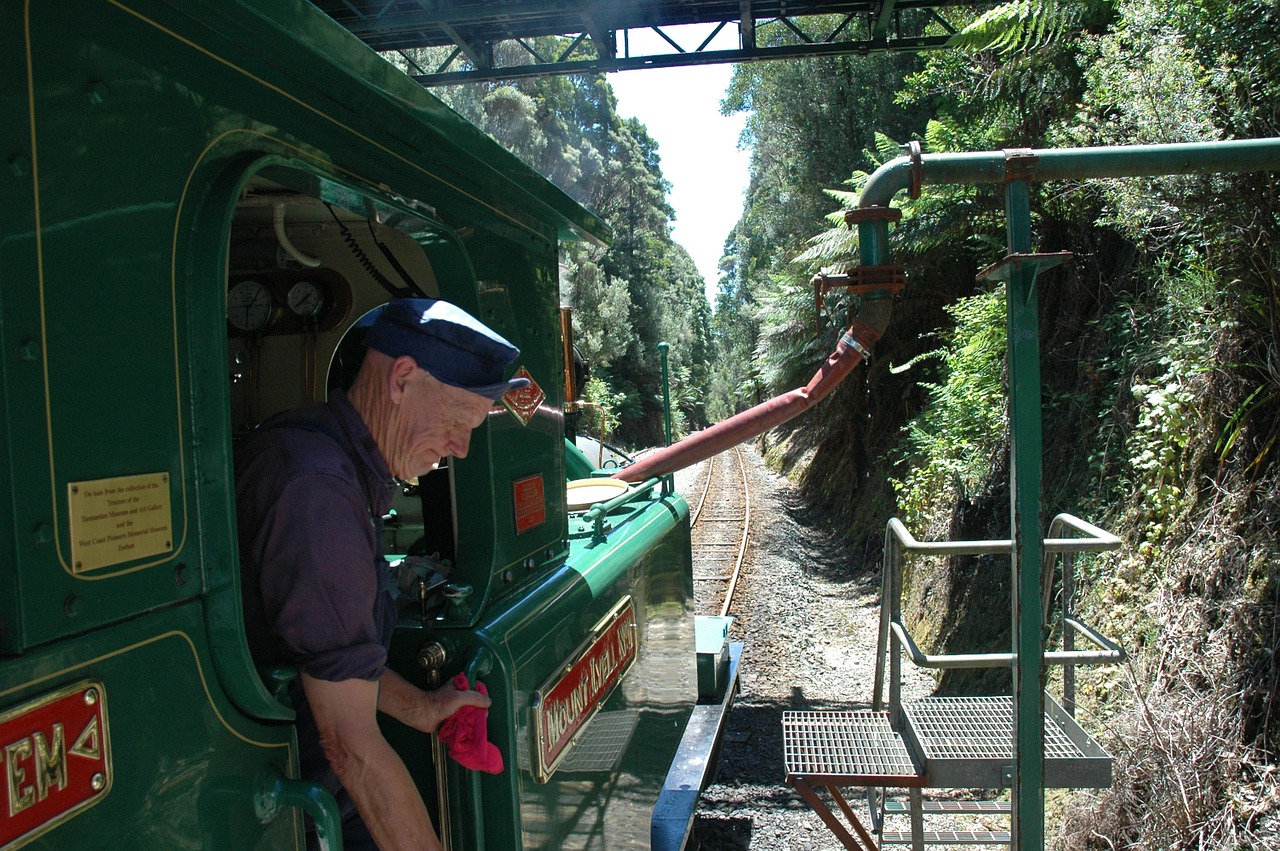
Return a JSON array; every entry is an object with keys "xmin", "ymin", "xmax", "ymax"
[{"xmin": 438, "ymin": 673, "xmax": 504, "ymax": 774}]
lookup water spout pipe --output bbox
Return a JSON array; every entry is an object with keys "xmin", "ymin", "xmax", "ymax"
[
  {"xmin": 614, "ymin": 138, "xmax": 1280, "ymax": 484},
  {"xmin": 614, "ymin": 297, "xmax": 893, "ymax": 482},
  {"xmin": 855, "ymin": 136, "xmax": 1280, "ymax": 270},
  {"xmin": 860, "ymin": 137, "xmax": 1280, "ymax": 219}
]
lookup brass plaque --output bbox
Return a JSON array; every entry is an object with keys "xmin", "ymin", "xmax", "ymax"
[{"xmin": 68, "ymin": 473, "xmax": 173, "ymax": 573}]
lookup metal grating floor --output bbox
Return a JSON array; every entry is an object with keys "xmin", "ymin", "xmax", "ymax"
[
  {"xmin": 882, "ymin": 829, "xmax": 1012, "ymax": 845},
  {"xmin": 904, "ymin": 696, "xmax": 1084, "ymax": 760},
  {"xmin": 783, "ymin": 710, "xmax": 920, "ymax": 781},
  {"xmin": 557, "ymin": 709, "xmax": 639, "ymax": 774}
]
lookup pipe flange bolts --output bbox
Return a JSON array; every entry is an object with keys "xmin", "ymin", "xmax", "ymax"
[
  {"xmin": 907, "ymin": 140, "xmax": 924, "ymax": 199},
  {"xmin": 843, "ymin": 206, "xmax": 903, "ymax": 227}
]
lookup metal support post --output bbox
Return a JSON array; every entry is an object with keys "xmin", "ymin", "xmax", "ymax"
[
  {"xmin": 1004, "ymin": 177, "xmax": 1045, "ymax": 851},
  {"xmin": 658, "ymin": 341, "xmax": 674, "ymax": 495}
]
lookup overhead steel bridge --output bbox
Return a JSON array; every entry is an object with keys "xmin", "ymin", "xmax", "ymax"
[{"xmin": 311, "ymin": 0, "xmax": 995, "ymax": 84}]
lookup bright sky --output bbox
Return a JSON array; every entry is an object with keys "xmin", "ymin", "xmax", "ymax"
[{"xmin": 606, "ymin": 26, "xmax": 751, "ymax": 305}]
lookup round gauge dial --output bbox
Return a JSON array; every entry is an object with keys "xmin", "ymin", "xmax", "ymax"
[
  {"xmin": 227, "ymin": 279, "xmax": 274, "ymax": 332},
  {"xmin": 287, "ymin": 280, "xmax": 326, "ymax": 318}
]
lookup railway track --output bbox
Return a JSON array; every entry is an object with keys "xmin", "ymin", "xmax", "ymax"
[{"xmin": 688, "ymin": 446, "xmax": 752, "ymax": 618}]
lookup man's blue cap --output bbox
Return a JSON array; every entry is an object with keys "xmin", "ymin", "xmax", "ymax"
[{"xmin": 363, "ymin": 299, "xmax": 529, "ymax": 401}]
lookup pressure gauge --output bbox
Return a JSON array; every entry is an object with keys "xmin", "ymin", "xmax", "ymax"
[
  {"xmin": 227, "ymin": 279, "xmax": 274, "ymax": 333},
  {"xmin": 287, "ymin": 280, "xmax": 326, "ymax": 318}
]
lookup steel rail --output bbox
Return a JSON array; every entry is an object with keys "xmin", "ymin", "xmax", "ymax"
[
  {"xmin": 688, "ymin": 447, "xmax": 753, "ymax": 618},
  {"xmin": 689, "ymin": 450, "xmax": 717, "ymax": 528},
  {"xmin": 719, "ymin": 446, "xmax": 752, "ymax": 619}
]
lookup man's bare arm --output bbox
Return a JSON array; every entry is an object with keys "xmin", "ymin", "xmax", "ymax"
[{"xmin": 302, "ymin": 673, "xmax": 442, "ymax": 851}]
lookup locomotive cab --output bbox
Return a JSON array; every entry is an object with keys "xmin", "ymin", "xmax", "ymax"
[{"xmin": 2, "ymin": 1, "xmax": 732, "ymax": 848}]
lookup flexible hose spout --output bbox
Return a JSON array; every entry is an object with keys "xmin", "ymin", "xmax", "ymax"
[{"xmin": 614, "ymin": 297, "xmax": 893, "ymax": 483}]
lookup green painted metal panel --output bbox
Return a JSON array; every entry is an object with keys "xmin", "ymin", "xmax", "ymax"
[
  {"xmin": 4, "ymin": 0, "xmax": 606, "ymax": 653},
  {"xmin": 1, "ymin": 602, "xmax": 300, "ymax": 849}
]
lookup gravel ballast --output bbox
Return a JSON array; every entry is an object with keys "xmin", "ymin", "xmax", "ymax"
[{"xmin": 677, "ymin": 444, "xmax": 937, "ymax": 850}]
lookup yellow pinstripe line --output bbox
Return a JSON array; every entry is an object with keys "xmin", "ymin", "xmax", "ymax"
[{"xmin": 0, "ymin": 629, "xmax": 290, "ymax": 750}]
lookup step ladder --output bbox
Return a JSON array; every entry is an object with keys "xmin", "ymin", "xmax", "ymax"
[{"xmin": 783, "ymin": 515, "xmax": 1125, "ymax": 850}]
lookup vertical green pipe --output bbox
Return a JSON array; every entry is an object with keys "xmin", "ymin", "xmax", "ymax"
[
  {"xmin": 659, "ymin": 341, "xmax": 673, "ymax": 446},
  {"xmin": 858, "ymin": 220, "xmax": 891, "ymax": 266},
  {"xmin": 1004, "ymin": 180, "xmax": 1045, "ymax": 851},
  {"xmin": 658, "ymin": 341, "xmax": 673, "ymax": 495}
]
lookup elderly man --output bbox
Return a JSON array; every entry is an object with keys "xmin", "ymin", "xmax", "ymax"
[{"xmin": 236, "ymin": 299, "xmax": 528, "ymax": 851}]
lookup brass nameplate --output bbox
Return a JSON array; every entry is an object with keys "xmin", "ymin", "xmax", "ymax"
[
  {"xmin": 1, "ymin": 680, "xmax": 112, "ymax": 848},
  {"xmin": 531, "ymin": 596, "xmax": 637, "ymax": 782},
  {"xmin": 68, "ymin": 473, "xmax": 173, "ymax": 573}
]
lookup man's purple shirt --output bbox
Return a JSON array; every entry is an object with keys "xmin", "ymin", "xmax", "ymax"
[{"xmin": 235, "ymin": 389, "xmax": 400, "ymax": 684}]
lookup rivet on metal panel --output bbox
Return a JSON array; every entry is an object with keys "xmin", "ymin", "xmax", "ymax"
[
  {"xmin": 86, "ymin": 81, "xmax": 108, "ymax": 105},
  {"xmin": 174, "ymin": 563, "xmax": 188, "ymax": 587},
  {"xmin": 19, "ymin": 339, "xmax": 39, "ymax": 361},
  {"xmin": 64, "ymin": 595, "xmax": 81, "ymax": 618},
  {"xmin": 33, "ymin": 523, "xmax": 52, "ymax": 544},
  {"xmin": 8, "ymin": 155, "xmax": 31, "ymax": 177}
]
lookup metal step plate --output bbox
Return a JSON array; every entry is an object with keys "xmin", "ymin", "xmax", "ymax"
[
  {"xmin": 881, "ymin": 829, "xmax": 1011, "ymax": 845},
  {"xmin": 783, "ymin": 710, "xmax": 923, "ymax": 785},
  {"xmin": 901, "ymin": 694, "xmax": 1111, "ymax": 788},
  {"xmin": 883, "ymin": 800, "xmax": 1011, "ymax": 814}
]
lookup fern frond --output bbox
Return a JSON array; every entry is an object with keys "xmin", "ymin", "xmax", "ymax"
[
  {"xmin": 873, "ymin": 132, "xmax": 903, "ymax": 164},
  {"xmin": 822, "ymin": 188, "xmax": 862, "ymax": 209},
  {"xmin": 792, "ymin": 227, "xmax": 858, "ymax": 267},
  {"xmin": 947, "ymin": 0, "xmax": 1084, "ymax": 55}
]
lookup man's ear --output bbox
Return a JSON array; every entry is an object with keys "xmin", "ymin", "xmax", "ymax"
[{"xmin": 387, "ymin": 355, "xmax": 419, "ymax": 403}]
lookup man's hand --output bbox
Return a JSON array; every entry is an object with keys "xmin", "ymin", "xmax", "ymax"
[{"xmin": 378, "ymin": 668, "xmax": 490, "ymax": 734}]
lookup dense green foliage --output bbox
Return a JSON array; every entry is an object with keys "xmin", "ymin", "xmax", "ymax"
[
  {"xmin": 388, "ymin": 49, "xmax": 716, "ymax": 447},
  {"xmin": 718, "ymin": 0, "xmax": 1280, "ymax": 846}
]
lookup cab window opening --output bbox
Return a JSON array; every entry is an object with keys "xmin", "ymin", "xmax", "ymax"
[{"xmin": 226, "ymin": 167, "xmax": 460, "ymax": 619}]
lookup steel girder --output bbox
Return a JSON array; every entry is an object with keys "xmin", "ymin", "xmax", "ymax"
[{"xmin": 309, "ymin": 1, "xmax": 992, "ymax": 84}]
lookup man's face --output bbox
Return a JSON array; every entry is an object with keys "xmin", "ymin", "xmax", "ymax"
[{"xmin": 388, "ymin": 368, "xmax": 494, "ymax": 480}]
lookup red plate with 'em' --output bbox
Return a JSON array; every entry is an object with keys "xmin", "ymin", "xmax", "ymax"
[{"xmin": 2, "ymin": 681, "xmax": 111, "ymax": 849}]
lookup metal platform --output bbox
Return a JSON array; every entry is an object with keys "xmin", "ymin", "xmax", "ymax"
[
  {"xmin": 882, "ymin": 829, "xmax": 1011, "ymax": 845},
  {"xmin": 782, "ymin": 695, "xmax": 1111, "ymax": 849},
  {"xmin": 784, "ymin": 515, "xmax": 1125, "ymax": 849},
  {"xmin": 783, "ymin": 694, "xmax": 1111, "ymax": 792},
  {"xmin": 902, "ymin": 694, "xmax": 1112, "ymax": 789},
  {"xmin": 783, "ymin": 710, "xmax": 923, "ymax": 785}
]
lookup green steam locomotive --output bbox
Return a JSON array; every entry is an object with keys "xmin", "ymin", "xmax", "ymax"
[{"xmin": 1, "ymin": 1, "xmax": 736, "ymax": 847}]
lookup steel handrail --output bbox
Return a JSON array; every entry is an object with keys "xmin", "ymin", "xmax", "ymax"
[
  {"xmin": 583, "ymin": 476, "xmax": 664, "ymax": 544},
  {"xmin": 888, "ymin": 617, "xmax": 1125, "ymax": 670},
  {"xmin": 873, "ymin": 514, "xmax": 1124, "ymax": 716}
]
